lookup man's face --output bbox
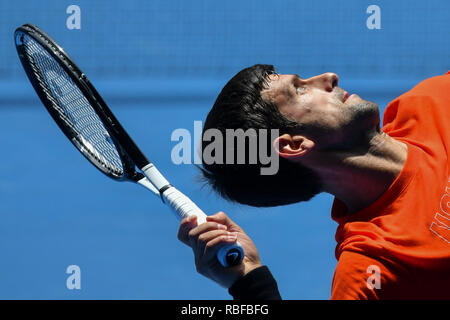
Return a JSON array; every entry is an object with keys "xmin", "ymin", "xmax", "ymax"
[{"xmin": 261, "ymin": 73, "xmax": 380, "ymax": 150}]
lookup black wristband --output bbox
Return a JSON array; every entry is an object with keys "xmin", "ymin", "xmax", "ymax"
[{"xmin": 228, "ymin": 265, "xmax": 282, "ymax": 300}]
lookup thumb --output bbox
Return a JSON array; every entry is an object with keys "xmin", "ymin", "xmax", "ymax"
[{"xmin": 206, "ymin": 212, "xmax": 242, "ymax": 232}]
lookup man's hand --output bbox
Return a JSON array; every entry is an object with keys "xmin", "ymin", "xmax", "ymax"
[{"xmin": 177, "ymin": 211, "xmax": 261, "ymax": 288}]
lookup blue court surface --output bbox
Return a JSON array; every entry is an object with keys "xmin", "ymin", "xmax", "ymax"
[{"xmin": 0, "ymin": 0, "xmax": 449, "ymax": 299}]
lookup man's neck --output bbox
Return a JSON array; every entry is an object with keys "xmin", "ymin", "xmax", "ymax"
[{"xmin": 309, "ymin": 132, "xmax": 408, "ymax": 214}]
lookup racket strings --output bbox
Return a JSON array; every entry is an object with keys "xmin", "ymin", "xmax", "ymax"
[{"xmin": 21, "ymin": 34, "xmax": 124, "ymax": 177}]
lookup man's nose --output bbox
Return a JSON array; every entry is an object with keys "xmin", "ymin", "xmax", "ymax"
[{"xmin": 306, "ymin": 73, "xmax": 339, "ymax": 92}]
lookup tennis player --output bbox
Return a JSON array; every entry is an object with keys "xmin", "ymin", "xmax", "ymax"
[{"xmin": 178, "ymin": 65, "xmax": 450, "ymax": 299}]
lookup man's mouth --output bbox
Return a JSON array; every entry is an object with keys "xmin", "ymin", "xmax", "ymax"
[{"xmin": 343, "ymin": 91, "xmax": 349, "ymax": 102}]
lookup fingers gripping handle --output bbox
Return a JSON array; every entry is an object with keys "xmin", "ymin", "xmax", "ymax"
[{"xmin": 162, "ymin": 187, "xmax": 244, "ymax": 267}]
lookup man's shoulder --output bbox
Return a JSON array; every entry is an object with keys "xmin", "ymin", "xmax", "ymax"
[
  {"xmin": 402, "ymin": 72, "xmax": 450, "ymax": 101},
  {"xmin": 382, "ymin": 84, "xmax": 448, "ymax": 139}
]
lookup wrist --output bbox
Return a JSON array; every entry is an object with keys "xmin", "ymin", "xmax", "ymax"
[
  {"xmin": 228, "ymin": 265, "xmax": 282, "ymax": 300},
  {"xmin": 242, "ymin": 261, "xmax": 262, "ymax": 277},
  {"xmin": 226, "ymin": 261, "xmax": 262, "ymax": 289}
]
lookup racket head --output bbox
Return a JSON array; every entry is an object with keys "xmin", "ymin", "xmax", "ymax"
[{"xmin": 14, "ymin": 24, "xmax": 147, "ymax": 183}]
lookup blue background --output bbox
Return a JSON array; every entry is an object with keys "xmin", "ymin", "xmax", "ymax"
[{"xmin": 0, "ymin": 0, "xmax": 449, "ymax": 299}]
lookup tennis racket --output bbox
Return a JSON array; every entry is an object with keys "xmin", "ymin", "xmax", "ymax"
[{"xmin": 14, "ymin": 23, "xmax": 244, "ymax": 268}]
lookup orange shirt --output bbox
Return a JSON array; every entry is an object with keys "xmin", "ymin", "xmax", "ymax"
[{"xmin": 330, "ymin": 71, "xmax": 450, "ymax": 299}]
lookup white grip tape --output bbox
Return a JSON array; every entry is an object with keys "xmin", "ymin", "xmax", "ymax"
[
  {"xmin": 162, "ymin": 186, "xmax": 207, "ymax": 224},
  {"xmin": 162, "ymin": 186, "xmax": 244, "ymax": 267}
]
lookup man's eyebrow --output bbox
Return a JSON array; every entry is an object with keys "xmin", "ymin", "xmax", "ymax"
[
  {"xmin": 265, "ymin": 73, "xmax": 279, "ymax": 83},
  {"xmin": 283, "ymin": 75, "xmax": 299, "ymax": 99}
]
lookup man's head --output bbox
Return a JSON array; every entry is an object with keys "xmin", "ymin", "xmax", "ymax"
[
  {"xmin": 264, "ymin": 72, "xmax": 380, "ymax": 157},
  {"xmin": 201, "ymin": 64, "xmax": 380, "ymax": 207}
]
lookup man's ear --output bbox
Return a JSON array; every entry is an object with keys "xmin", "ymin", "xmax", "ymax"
[{"xmin": 273, "ymin": 134, "xmax": 315, "ymax": 159}]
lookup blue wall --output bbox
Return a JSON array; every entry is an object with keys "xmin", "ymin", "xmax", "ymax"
[{"xmin": 1, "ymin": 0, "xmax": 449, "ymax": 83}]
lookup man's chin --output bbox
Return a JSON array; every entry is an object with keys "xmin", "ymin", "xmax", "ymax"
[
  {"xmin": 344, "ymin": 93, "xmax": 379, "ymax": 118},
  {"xmin": 346, "ymin": 99, "xmax": 380, "ymax": 135}
]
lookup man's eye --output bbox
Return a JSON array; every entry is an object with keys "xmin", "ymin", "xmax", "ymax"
[{"xmin": 296, "ymin": 86, "xmax": 306, "ymax": 94}]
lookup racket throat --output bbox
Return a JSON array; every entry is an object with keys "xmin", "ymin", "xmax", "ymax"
[{"xmin": 141, "ymin": 163, "xmax": 172, "ymax": 199}]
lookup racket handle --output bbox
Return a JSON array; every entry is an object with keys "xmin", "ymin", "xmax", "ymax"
[{"xmin": 162, "ymin": 186, "xmax": 244, "ymax": 267}]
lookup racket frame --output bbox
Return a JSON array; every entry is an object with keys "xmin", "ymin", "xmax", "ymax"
[
  {"xmin": 14, "ymin": 23, "xmax": 244, "ymax": 267},
  {"xmin": 15, "ymin": 24, "xmax": 146, "ymax": 182}
]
